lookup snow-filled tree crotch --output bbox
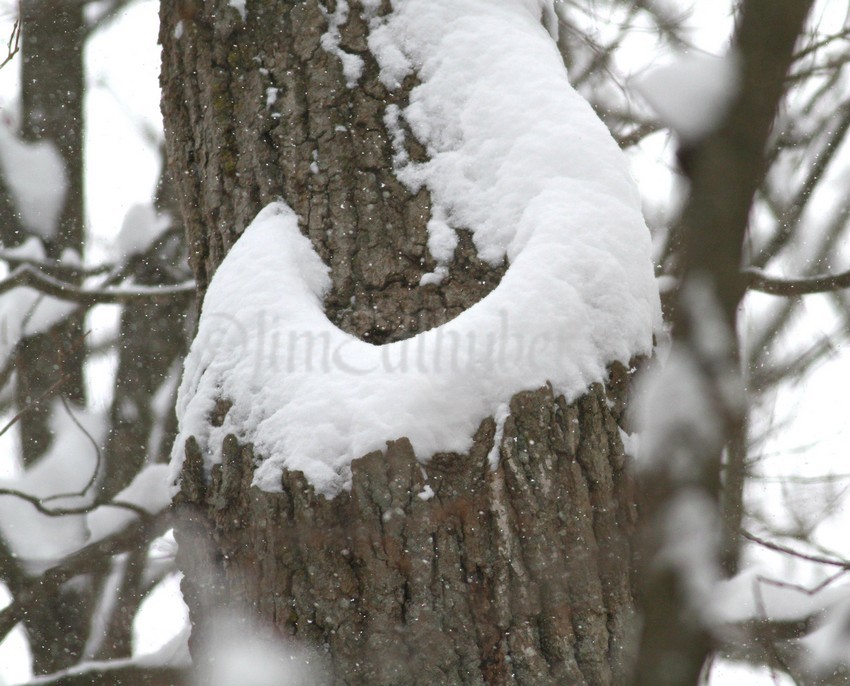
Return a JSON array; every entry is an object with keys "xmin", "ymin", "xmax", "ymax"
[{"xmin": 171, "ymin": 0, "xmax": 661, "ymax": 497}]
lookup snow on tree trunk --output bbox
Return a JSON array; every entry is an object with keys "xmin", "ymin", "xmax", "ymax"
[
  {"xmin": 175, "ymin": 379, "xmax": 637, "ymax": 685},
  {"xmin": 161, "ymin": 1, "xmax": 656, "ymax": 683}
]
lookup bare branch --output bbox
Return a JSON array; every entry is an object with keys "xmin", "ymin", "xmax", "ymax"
[
  {"xmin": 84, "ymin": 0, "xmax": 142, "ymax": 37},
  {"xmin": 792, "ymin": 27, "xmax": 850, "ymax": 63},
  {"xmin": 754, "ymin": 104, "xmax": 850, "ymax": 267},
  {"xmin": 743, "ymin": 530, "xmax": 850, "ymax": 569},
  {"xmin": 39, "ymin": 396, "xmax": 104, "ymax": 504},
  {"xmin": 0, "ymin": 3, "xmax": 21, "ymax": 70},
  {"xmin": 0, "ymin": 487, "xmax": 152, "ymax": 519},
  {"xmin": 0, "ymin": 373, "xmax": 71, "ymax": 439}
]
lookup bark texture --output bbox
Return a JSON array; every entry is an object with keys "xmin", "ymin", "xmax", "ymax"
[
  {"xmin": 161, "ymin": 1, "xmax": 640, "ymax": 683},
  {"xmin": 176, "ymin": 377, "xmax": 638, "ymax": 685},
  {"xmin": 160, "ymin": 0, "xmax": 502, "ymax": 341}
]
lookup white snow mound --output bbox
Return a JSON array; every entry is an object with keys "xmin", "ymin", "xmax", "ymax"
[
  {"xmin": 171, "ymin": 0, "xmax": 661, "ymax": 497},
  {"xmin": 633, "ymin": 51, "xmax": 740, "ymax": 143},
  {"xmin": 0, "ymin": 125, "xmax": 68, "ymax": 240}
]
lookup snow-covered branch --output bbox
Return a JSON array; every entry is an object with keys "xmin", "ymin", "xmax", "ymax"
[
  {"xmin": 745, "ymin": 266, "xmax": 850, "ymax": 295},
  {"xmin": 0, "ymin": 264, "xmax": 195, "ymax": 305},
  {"xmin": 630, "ymin": 0, "xmax": 818, "ymax": 684},
  {"xmin": 0, "ymin": 487, "xmax": 151, "ymax": 519},
  {"xmin": 0, "ymin": 509, "xmax": 171, "ymax": 644},
  {"xmin": 0, "ymin": 250, "xmax": 112, "ymax": 279},
  {"xmin": 745, "ymin": 267, "xmax": 850, "ymax": 296}
]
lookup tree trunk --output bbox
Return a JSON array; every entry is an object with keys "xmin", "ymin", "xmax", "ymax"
[
  {"xmin": 161, "ymin": 1, "xmax": 640, "ymax": 682},
  {"xmin": 14, "ymin": 0, "xmax": 88, "ymax": 463},
  {"xmin": 2, "ymin": 2, "xmax": 91, "ymax": 674}
]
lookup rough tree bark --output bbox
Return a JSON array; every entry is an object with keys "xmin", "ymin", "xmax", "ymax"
[{"xmin": 161, "ymin": 2, "xmax": 641, "ymax": 683}]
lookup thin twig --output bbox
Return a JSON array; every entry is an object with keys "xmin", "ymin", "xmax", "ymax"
[
  {"xmin": 0, "ymin": 373, "xmax": 71, "ymax": 439},
  {"xmin": 0, "ymin": 487, "xmax": 150, "ymax": 519},
  {"xmin": 756, "ymin": 568, "xmax": 850, "ymax": 597},
  {"xmin": 743, "ymin": 530, "xmax": 850, "ymax": 569},
  {"xmin": 0, "ymin": 4, "xmax": 21, "ymax": 70},
  {"xmin": 41, "ymin": 397, "xmax": 103, "ymax": 504}
]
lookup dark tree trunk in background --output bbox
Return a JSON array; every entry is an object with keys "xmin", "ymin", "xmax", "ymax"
[
  {"xmin": 14, "ymin": 0, "xmax": 87, "ymax": 462},
  {"xmin": 0, "ymin": 2, "xmax": 91, "ymax": 674},
  {"xmin": 0, "ymin": 5, "xmax": 191, "ymax": 673},
  {"xmin": 161, "ymin": 2, "xmax": 639, "ymax": 683}
]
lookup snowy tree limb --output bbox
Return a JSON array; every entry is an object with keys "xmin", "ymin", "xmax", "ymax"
[
  {"xmin": 631, "ymin": 1, "xmax": 817, "ymax": 684},
  {"xmin": 0, "ymin": 264, "xmax": 195, "ymax": 305},
  {"xmin": 745, "ymin": 266, "xmax": 850, "ymax": 295},
  {"xmin": 0, "ymin": 251, "xmax": 112, "ymax": 279},
  {"xmin": 0, "ymin": 487, "xmax": 151, "ymax": 518},
  {"xmin": 0, "ymin": 512, "xmax": 170, "ymax": 644}
]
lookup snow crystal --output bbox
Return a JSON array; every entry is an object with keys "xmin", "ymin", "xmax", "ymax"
[
  {"xmin": 320, "ymin": 1, "xmax": 365, "ymax": 88},
  {"xmin": 633, "ymin": 51, "xmax": 740, "ymax": 143},
  {"xmin": 174, "ymin": 20, "xmax": 184, "ymax": 39},
  {"xmin": 171, "ymin": 0, "xmax": 660, "ymax": 497},
  {"xmin": 0, "ymin": 124, "xmax": 68, "ymax": 240},
  {"xmin": 417, "ymin": 484, "xmax": 434, "ymax": 501}
]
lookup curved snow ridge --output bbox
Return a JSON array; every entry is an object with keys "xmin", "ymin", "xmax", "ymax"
[{"xmin": 170, "ymin": 0, "xmax": 661, "ymax": 497}]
